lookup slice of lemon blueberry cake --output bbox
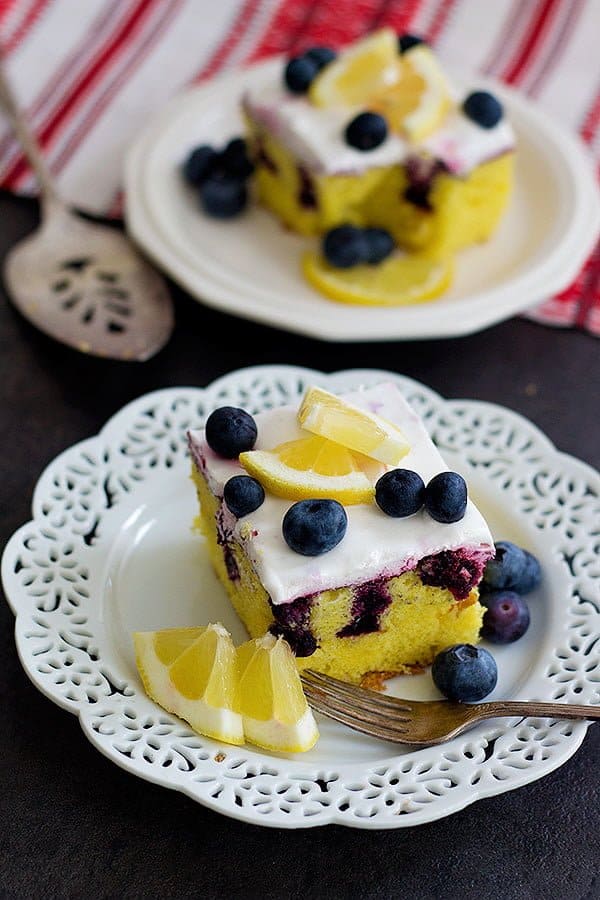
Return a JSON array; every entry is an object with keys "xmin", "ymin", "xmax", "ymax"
[
  {"xmin": 187, "ymin": 382, "xmax": 494, "ymax": 684},
  {"xmin": 243, "ymin": 28, "xmax": 514, "ymax": 258}
]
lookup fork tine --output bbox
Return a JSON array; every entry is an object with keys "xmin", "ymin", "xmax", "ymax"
[
  {"xmin": 301, "ymin": 681, "xmax": 411, "ymax": 732},
  {"xmin": 301, "ymin": 669, "xmax": 413, "ymax": 714},
  {"xmin": 304, "ymin": 689, "xmax": 411, "ymax": 743}
]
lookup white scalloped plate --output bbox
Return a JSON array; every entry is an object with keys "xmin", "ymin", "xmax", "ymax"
[
  {"xmin": 123, "ymin": 59, "xmax": 600, "ymax": 341},
  {"xmin": 2, "ymin": 366, "xmax": 599, "ymax": 829}
]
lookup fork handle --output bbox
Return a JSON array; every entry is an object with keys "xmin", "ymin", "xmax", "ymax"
[{"xmin": 478, "ymin": 701, "xmax": 600, "ymax": 720}]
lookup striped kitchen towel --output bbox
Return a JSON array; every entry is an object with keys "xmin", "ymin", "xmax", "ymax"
[{"xmin": 0, "ymin": 0, "xmax": 599, "ymax": 334}]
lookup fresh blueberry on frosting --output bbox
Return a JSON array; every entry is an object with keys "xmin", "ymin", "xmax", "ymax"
[
  {"xmin": 205, "ymin": 407, "xmax": 257, "ymax": 458},
  {"xmin": 398, "ymin": 33, "xmax": 426, "ymax": 53},
  {"xmin": 364, "ymin": 227, "xmax": 395, "ymax": 264},
  {"xmin": 375, "ymin": 469, "xmax": 425, "ymax": 517},
  {"xmin": 345, "ymin": 111, "xmax": 388, "ymax": 151},
  {"xmin": 424, "ymin": 471, "xmax": 468, "ymax": 523},
  {"xmin": 432, "ymin": 643, "xmax": 498, "ymax": 702},
  {"xmin": 305, "ymin": 46, "xmax": 337, "ymax": 69},
  {"xmin": 224, "ymin": 475, "xmax": 265, "ymax": 518},
  {"xmin": 284, "ymin": 55, "xmax": 319, "ymax": 93},
  {"xmin": 323, "ymin": 224, "xmax": 369, "ymax": 268},
  {"xmin": 282, "ymin": 499, "xmax": 347, "ymax": 556},
  {"xmin": 462, "ymin": 91, "xmax": 503, "ymax": 129}
]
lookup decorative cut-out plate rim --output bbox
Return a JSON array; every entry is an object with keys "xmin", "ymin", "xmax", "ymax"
[{"xmin": 2, "ymin": 365, "xmax": 599, "ymax": 829}]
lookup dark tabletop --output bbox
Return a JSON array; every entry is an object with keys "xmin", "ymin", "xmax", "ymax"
[{"xmin": 1, "ymin": 192, "xmax": 598, "ymax": 900}]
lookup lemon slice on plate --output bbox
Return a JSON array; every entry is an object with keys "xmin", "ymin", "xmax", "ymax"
[
  {"xmin": 239, "ymin": 434, "xmax": 384, "ymax": 504},
  {"xmin": 372, "ymin": 45, "xmax": 452, "ymax": 140},
  {"xmin": 298, "ymin": 385, "xmax": 410, "ymax": 466},
  {"xmin": 134, "ymin": 623, "xmax": 244, "ymax": 745},
  {"xmin": 303, "ymin": 251, "xmax": 454, "ymax": 307},
  {"xmin": 237, "ymin": 633, "xmax": 319, "ymax": 753},
  {"xmin": 309, "ymin": 28, "xmax": 400, "ymax": 107}
]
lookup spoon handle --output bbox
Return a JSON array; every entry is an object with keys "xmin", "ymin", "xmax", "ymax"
[{"xmin": 0, "ymin": 57, "xmax": 60, "ymax": 206}]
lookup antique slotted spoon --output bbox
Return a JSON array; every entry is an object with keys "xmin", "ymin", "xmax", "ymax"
[
  {"xmin": 0, "ymin": 61, "xmax": 174, "ymax": 361},
  {"xmin": 301, "ymin": 669, "xmax": 600, "ymax": 746}
]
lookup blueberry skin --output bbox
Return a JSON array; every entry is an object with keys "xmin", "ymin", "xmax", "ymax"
[
  {"xmin": 432, "ymin": 644, "xmax": 498, "ymax": 702},
  {"xmin": 305, "ymin": 46, "xmax": 337, "ymax": 69},
  {"xmin": 364, "ymin": 228, "xmax": 395, "ymax": 264},
  {"xmin": 482, "ymin": 540, "xmax": 541, "ymax": 594},
  {"xmin": 398, "ymin": 33, "xmax": 425, "ymax": 53},
  {"xmin": 323, "ymin": 225, "xmax": 369, "ymax": 268},
  {"xmin": 182, "ymin": 145, "xmax": 217, "ymax": 185},
  {"xmin": 284, "ymin": 55, "xmax": 318, "ymax": 93},
  {"xmin": 424, "ymin": 471, "xmax": 468, "ymax": 523},
  {"xmin": 200, "ymin": 175, "xmax": 247, "ymax": 218},
  {"xmin": 345, "ymin": 112, "xmax": 388, "ymax": 151},
  {"xmin": 223, "ymin": 475, "xmax": 265, "ymax": 518},
  {"xmin": 221, "ymin": 137, "xmax": 254, "ymax": 179},
  {"xmin": 282, "ymin": 499, "xmax": 347, "ymax": 556},
  {"xmin": 462, "ymin": 91, "xmax": 503, "ymax": 128},
  {"xmin": 481, "ymin": 590, "xmax": 530, "ymax": 644},
  {"xmin": 205, "ymin": 407, "xmax": 257, "ymax": 458},
  {"xmin": 375, "ymin": 469, "xmax": 425, "ymax": 517}
]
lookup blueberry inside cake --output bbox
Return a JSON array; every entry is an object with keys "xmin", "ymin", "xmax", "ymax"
[{"xmin": 188, "ymin": 382, "xmax": 494, "ymax": 684}]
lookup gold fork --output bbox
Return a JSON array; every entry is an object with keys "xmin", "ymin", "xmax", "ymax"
[{"xmin": 301, "ymin": 669, "xmax": 600, "ymax": 746}]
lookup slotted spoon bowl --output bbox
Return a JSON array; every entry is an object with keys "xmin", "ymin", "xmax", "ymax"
[{"xmin": 0, "ymin": 60, "xmax": 174, "ymax": 361}]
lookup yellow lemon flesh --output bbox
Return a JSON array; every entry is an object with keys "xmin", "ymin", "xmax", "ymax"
[
  {"xmin": 309, "ymin": 28, "xmax": 400, "ymax": 107},
  {"xmin": 134, "ymin": 623, "xmax": 243, "ymax": 745},
  {"xmin": 298, "ymin": 385, "xmax": 410, "ymax": 466},
  {"xmin": 239, "ymin": 434, "xmax": 384, "ymax": 505},
  {"xmin": 302, "ymin": 250, "xmax": 453, "ymax": 307},
  {"xmin": 237, "ymin": 633, "xmax": 319, "ymax": 753}
]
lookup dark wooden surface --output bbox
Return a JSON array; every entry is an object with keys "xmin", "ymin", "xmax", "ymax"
[{"xmin": 1, "ymin": 192, "xmax": 599, "ymax": 900}]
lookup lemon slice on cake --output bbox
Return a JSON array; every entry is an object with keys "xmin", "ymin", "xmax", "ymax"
[
  {"xmin": 237, "ymin": 633, "xmax": 319, "ymax": 753},
  {"xmin": 303, "ymin": 250, "xmax": 453, "ymax": 307},
  {"xmin": 298, "ymin": 385, "xmax": 410, "ymax": 466},
  {"xmin": 309, "ymin": 28, "xmax": 400, "ymax": 107},
  {"xmin": 371, "ymin": 45, "xmax": 452, "ymax": 140},
  {"xmin": 239, "ymin": 434, "xmax": 383, "ymax": 504},
  {"xmin": 134, "ymin": 623, "xmax": 244, "ymax": 745}
]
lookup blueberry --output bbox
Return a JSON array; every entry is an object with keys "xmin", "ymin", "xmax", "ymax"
[
  {"xmin": 305, "ymin": 46, "xmax": 337, "ymax": 69},
  {"xmin": 205, "ymin": 407, "xmax": 257, "ymax": 458},
  {"xmin": 432, "ymin": 643, "xmax": 498, "ymax": 702},
  {"xmin": 200, "ymin": 175, "xmax": 247, "ymax": 218},
  {"xmin": 375, "ymin": 469, "xmax": 425, "ymax": 517},
  {"xmin": 480, "ymin": 590, "xmax": 530, "ymax": 644},
  {"xmin": 221, "ymin": 137, "xmax": 254, "ymax": 179},
  {"xmin": 462, "ymin": 91, "xmax": 503, "ymax": 128},
  {"xmin": 364, "ymin": 227, "xmax": 395, "ymax": 264},
  {"xmin": 223, "ymin": 475, "xmax": 265, "ymax": 518},
  {"xmin": 323, "ymin": 224, "xmax": 369, "ymax": 268},
  {"xmin": 345, "ymin": 111, "xmax": 388, "ymax": 151},
  {"xmin": 398, "ymin": 33, "xmax": 426, "ymax": 54},
  {"xmin": 520, "ymin": 550, "xmax": 542, "ymax": 593},
  {"xmin": 284, "ymin": 55, "xmax": 318, "ymax": 93},
  {"xmin": 282, "ymin": 499, "xmax": 347, "ymax": 556},
  {"xmin": 182, "ymin": 145, "xmax": 217, "ymax": 185},
  {"xmin": 482, "ymin": 541, "xmax": 541, "ymax": 594},
  {"xmin": 424, "ymin": 471, "xmax": 467, "ymax": 523}
]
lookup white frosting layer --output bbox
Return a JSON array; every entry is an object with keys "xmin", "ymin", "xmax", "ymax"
[
  {"xmin": 189, "ymin": 383, "xmax": 494, "ymax": 606},
  {"xmin": 244, "ymin": 82, "xmax": 514, "ymax": 177}
]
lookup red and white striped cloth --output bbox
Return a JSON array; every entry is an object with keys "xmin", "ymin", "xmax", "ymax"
[{"xmin": 1, "ymin": 0, "xmax": 599, "ymax": 334}]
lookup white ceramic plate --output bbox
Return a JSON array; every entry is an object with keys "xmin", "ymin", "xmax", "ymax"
[
  {"xmin": 124, "ymin": 59, "xmax": 600, "ymax": 341},
  {"xmin": 3, "ymin": 366, "xmax": 599, "ymax": 829}
]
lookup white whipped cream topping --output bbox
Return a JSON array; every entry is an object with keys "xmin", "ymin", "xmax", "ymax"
[
  {"xmin": 243, "ymin": 82, "xmax": 514, "ymax": 177},
  {"xmin": 189, "ymin": 383, "xmax": 494, "ymax": 606}
]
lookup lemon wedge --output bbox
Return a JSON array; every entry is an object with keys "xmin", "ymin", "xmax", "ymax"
[
  {"xmin": 371, "ymin": 45, "xmax": 452, "ymax": 140},
  {"xmin": 309, "ymin": 28, "xmax": 400, "ymax": 107},
  {"xmin": 298, "ymin": 385, "xmax": 410, "ymax": 466},
  {"xmin": 303, "ymin": 250, "xmax": 453, "ymax": 307},
  {"xmin": 134, "ymin": 623, "xmax": 244, "ymax": 745},
  {"xmin": 239, "ymin": 434, "xmax": 383, "ymax": 504},
  {"xmin": 237, "ymin": 633, "xmax": 319, "ymax": 753}
]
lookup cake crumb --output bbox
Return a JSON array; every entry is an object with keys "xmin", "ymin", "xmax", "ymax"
[
  {"xmin": 524, "ymin": 382, "xmax": 538, "ymax": 397},
  {"xmin": 360, "ymin": 665, "xmax": 424, "ymax": 692},
  {"xmin": 214, "ymin": 752, "xmax": 226, "ymax": 762}
]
